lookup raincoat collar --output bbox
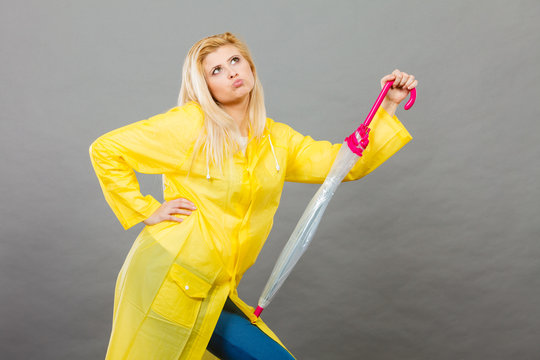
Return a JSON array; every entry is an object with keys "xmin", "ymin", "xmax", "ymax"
[{"xmin": 205, "ymin": 124, "xmax": 280, "ymax": 180}]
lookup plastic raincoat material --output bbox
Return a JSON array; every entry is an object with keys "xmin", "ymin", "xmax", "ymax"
[{"xmin": 89, "ymin": 101, "xmax": 412, "ymax": 359}]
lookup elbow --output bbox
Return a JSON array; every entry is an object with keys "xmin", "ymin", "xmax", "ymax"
[
  {"xmin": 89, "ymin": 138, "xmax": 101, "ymax": 162},
  {"xmin": 89, "ymin": 135, "xmax": 109, "ymax": 164},
  {"xmin": 88, "ymin": 140, "xmax": 96, "ymax": 159}
]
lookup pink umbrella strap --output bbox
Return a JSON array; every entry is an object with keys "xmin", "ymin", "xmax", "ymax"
[{"xmin": 346, "ymin": 80, "xmax": 416, "ymax": 156}]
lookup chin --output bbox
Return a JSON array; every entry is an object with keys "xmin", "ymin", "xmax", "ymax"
[{"xmin": 230, "ymin": 91, "xmax": 252, "ymax": 104}]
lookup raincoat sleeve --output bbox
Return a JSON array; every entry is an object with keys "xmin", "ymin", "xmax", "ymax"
[
  {"xmin": 89, "ymin": 104, "xmax": 202, "ymax": 230},
  {"xmin": 284, "ymin": 107, "xmax": 412, "ymax": 183}
]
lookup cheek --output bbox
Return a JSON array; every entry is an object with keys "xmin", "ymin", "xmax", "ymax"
[
  {"xmin": 246, "ymin": 65, "xmax": 254, "ymax": 80},
  {"xmin": 244, "ymin": 66, "xmax": 255, "ymax": 86},
  {"xmin": 207, "ymin": 78, "xmax": 226, "ymax": 99}
]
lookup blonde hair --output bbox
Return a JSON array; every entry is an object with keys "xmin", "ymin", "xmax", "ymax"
[{"xmin": 178, "ymin": 32, "xmax": 267, "ymax": 168}]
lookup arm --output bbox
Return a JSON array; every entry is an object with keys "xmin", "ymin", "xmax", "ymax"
[
  {"xmin": 285, "ymin": 69, "xmax": 417, "ymax": 183},
  {"xmin": 89, "ymin": 104, "xmax": 202, "ymax": 230},
  {"xmin": 283, "ymin": 106, "xmax": 412, "ymax": 184}
]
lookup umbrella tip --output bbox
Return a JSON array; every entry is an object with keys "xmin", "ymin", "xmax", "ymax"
[{"xmin": 254, "ymin": 306, "xmax": 264, "ymax": 317}]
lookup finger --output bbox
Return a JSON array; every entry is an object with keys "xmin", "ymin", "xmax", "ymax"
[
  {"xmin": 394, "ymin": 72, "xmax": 403, "ymax": 88},
  {"xmin": 184, "ymin": 199, "xmax": 196, "ymax": 210},
  {"xmin": 170, "ymin": 197, "xmax": 189, "ymax": 205},
  {"xmin": 380, "ymin": 74, "xmax": 395, "ymax": 88},
  {"xmin": 167, "ymin": 215, "xmax": 184, "ymax": 223},
  {"xmin": 408, "ymin": 79, "xmax": 418, "ymax": 89},
  {"xmin": 171, "ymin": 209, "xmax": 192, "ymax": 216},
  {"xmin": 183, "ymin": 201, "xmax": 197, "ymax": 210},
  {"xmin": 405, "ymin": 75, "xmax": 415, "ymax": 88},
  {"xmin": 398, "ymin": 72, "xmax": 408, "ymax": 87},
  {"xmin": 179, "ymin": 198, "xmax": 196, "ymax": 210},
  {"xmin": 171, "ymin": 198, "xmax": 197, "ymax": 210}
]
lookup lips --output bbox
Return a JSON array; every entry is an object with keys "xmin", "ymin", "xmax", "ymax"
[{"xmin": 233, "ymin": 79, "xmax": 243, "ymax": 88}]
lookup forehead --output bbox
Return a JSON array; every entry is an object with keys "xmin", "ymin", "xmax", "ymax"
[{"xmin": 202, "ymin": 44, "xmax": 241, "ymax": 69}]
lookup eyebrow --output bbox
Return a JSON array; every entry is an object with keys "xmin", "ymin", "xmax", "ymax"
[{"xmin": 209, "ymin": 55, "xmax": 240, "ymax": 74}]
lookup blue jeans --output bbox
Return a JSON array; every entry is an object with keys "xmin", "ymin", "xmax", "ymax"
[{"xmin": 206, "ymin": 298, "xmax": 295, "ymax": 360}]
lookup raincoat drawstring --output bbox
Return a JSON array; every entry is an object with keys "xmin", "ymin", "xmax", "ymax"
[{"xmin": 267, "ymin": 135, "xmax": 280, "ymax": 172}]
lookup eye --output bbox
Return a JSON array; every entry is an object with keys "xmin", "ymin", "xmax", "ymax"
[
  {"xmin": 231, "ymin": 56, "xmax": 240, "ymax": 65},
  {"xmin": 211, "ymin": 66, "xmax": 222, "ymax": 75}
]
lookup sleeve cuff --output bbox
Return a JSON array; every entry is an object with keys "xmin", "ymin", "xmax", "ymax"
[
  {"xmin": 119, "ymin": 196, "xmax": 162, "ymax": 230},
  {"xmin": 376, "ymin": 106, "xmax": 413, "ymax": 142}
]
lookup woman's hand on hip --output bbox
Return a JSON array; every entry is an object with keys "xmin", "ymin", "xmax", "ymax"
[{"xmin": 143, "ymin": 198, "xmax": 197, "ymax": 226}]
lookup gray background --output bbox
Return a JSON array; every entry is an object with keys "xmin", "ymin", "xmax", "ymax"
[{"xmin": 1, "ymin": 0, "xmax": 539, "ymax": 359}]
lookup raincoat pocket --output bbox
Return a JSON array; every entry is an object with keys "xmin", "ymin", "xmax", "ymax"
[{"xmin": 152, "ymin": 263, "xmax": 212, "ymax": 327}]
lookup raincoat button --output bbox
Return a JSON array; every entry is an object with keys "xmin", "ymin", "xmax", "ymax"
[{"xmin": 185, "ymin": 285, "xmax": 189, "ymax": 290}]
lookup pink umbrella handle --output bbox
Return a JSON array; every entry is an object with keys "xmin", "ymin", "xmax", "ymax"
[
  {"xmin": 346, "ymin": 80, "xmax": 416, "ymax": 155},
  {"xmin": 366, "ymin": 80, "xmax": 416, "ymax": 126},
  {"xmin": 403, "ymin": 87, "xmax": 417, "ymax": 110}
]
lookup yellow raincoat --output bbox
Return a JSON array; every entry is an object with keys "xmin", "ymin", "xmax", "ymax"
[{"xmin": 89, "ymin": 101, "xmax": 412, "ymax": 359}]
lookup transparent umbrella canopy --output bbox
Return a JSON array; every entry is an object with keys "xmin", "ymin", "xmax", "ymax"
[{"xmin": 254, "ymin": 80, "xmax": 417, "ymax": 317}]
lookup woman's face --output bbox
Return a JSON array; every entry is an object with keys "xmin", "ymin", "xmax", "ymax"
[{"xmin": 202, "ymin": 44, "xmax": 255, "ymax": 106}]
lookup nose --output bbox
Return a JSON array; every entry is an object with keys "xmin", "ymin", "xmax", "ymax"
[{"xmin": 227, "ymin": 67, "xmax": 238, "ymax": 79}]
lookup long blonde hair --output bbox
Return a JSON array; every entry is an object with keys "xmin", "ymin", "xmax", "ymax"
[{"xmin": 178, "ymin": 32, "xmax": 267, "ymax": 168}]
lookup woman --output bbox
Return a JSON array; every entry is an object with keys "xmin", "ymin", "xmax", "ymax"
[{"xmin": 89, "ymin": 32, "xmax": 416, "ymax": 360}]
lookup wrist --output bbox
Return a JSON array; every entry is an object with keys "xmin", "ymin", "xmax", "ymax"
[{"xmin": 381, "ymin": 98, "xmax": 398, "ymax": 117}]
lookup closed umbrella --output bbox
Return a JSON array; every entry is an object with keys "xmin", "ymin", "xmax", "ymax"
[{"xmin": 254, "ymin": 80, "xmax": 417, "ymax": 317}]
